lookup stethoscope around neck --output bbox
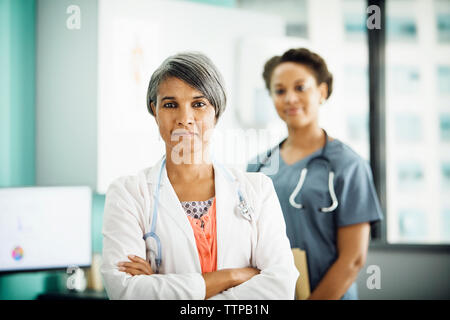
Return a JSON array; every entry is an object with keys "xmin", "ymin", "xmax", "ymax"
[
  {"xmin": 143, "ymin": 156, "xmax": 254, "ymax": 273},
  {"xmin": 256, "ymin": 129, "xmax": 339, "ymax": 213}
]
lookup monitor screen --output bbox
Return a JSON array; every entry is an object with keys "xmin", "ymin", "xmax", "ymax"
[{"xmin": 0, "ymin": 186, "xmax": 92, "ymax": 273}]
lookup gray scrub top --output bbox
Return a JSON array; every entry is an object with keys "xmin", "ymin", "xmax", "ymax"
[{"xmin": 247, "ymin": 139, "xmax": 383, "ymax": 300}]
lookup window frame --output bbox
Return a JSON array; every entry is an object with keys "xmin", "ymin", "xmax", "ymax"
[{"xmin": 367, "ymin": 0, "xmax": 450, "ymax": 250}]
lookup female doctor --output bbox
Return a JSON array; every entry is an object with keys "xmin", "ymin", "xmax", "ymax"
[
  {"xmin": 101, "ymin": 52, "xmax": 299, "ymax": 300},
  {"xmin": 247, "ymin": 48, "xmax": 383, "ymax": 299}
]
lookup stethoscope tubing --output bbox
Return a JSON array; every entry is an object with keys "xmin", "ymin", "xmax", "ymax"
[
  {"xmin": 143, "ymin": 158, "xmax": 166, "ymax": 273},
  {"xmin": 257, "ymin": 130, "xmax": 339, "ymax": 213}
]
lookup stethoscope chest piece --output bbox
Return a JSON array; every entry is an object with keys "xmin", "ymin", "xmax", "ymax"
[{"xmin": 236, "ymin": 198, "xmax": 253, "ymax": 222}]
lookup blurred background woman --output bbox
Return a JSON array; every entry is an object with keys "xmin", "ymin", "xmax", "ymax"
[{"xmin": 248, "ymin": 48, "xmax": 383, "ymax": 300}]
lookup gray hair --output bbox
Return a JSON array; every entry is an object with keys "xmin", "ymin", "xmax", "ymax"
[{"xmin": 146, "ymin": 52, "xmax": 227, "ymax": 120}]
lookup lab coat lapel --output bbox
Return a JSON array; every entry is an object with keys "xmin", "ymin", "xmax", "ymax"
[
  {"xmin": 146, "ymin": 157, "xmax": 199, "ymax": 263},
  {"xmin": 159, "ymin": 169, "xmax": 197, "ymax": 245},
  {"xmin": 214, "ymin": 163, "xmax": 238, "ymax": 269},
  {"xmin": 146, "ymin": 157, "xmax": 238, "ymax": 270}
]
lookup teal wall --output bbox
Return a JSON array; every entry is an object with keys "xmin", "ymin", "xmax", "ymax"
[
  {"xmin": 0, "ymin": 0, "xmax": 41, "ymax": 300},
  {"xmin": 0, "ymin": 0, "xmax": 105, "ymax": 299},
  {"xmin": 0, "ymin": 0, "xmax": 35, "ymax": 187}
]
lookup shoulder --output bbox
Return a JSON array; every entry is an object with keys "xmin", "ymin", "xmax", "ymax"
[
  {"xmin": 327, "ymin": 139, "xmax": 373, "ymax": 179},
  {"xmin": 102, "ymin": 167, "xmax": 155, "ymax": 227},
  {"xmin": 230, "ymin": 167, "xmax": 272, "ymax": 184},
  {"xmin": 227, "ymin": 168, "xmax": 279, "ymax": 221},
  {"xmin": 246, "ymin": 154, "xmax": 265, "ymax": 172},
  {"xmin": 328, "ymin": 140, "xmax": 368, "ymax": 167},
  {"xmin": 102, "ymin": 169, "xmax": 153, "ymax": 232},
  {"xmin": 105, "ymin": 167, "xmax": 152, "ymax": 202},
  {"xmin": 229, "ymin": 168, "xmax": 276, "ymax": 198}
]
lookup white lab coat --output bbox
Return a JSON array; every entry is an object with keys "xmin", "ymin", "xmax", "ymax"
[{"xmin": 101, "ymin": 157, "xmax": 299, "ymax": 300}]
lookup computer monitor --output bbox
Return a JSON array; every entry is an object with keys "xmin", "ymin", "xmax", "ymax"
[{"xmin": 0, "ymin": 186, "xmax": 92, "ymax": 274}]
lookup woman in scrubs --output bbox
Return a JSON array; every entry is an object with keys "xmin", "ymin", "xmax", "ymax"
[{"xmin": 247, "ymin": 48, "xmax": 383, "ymax": 300}]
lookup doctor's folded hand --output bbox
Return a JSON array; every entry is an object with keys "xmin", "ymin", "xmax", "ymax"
[
  {"xmin": 118, "ymin": 255, "xmax": 259, "ymax": 284},
  {"xmin": 117, "ymin": 255, "xmax": 154, "ymax": 276},
  {"xmin": 101, "ymin": 52, "xmax": 299, "ymax": 300},
  {"xmin": 118, "ymin": 254, "xmax": 261, "ymax": 297}
]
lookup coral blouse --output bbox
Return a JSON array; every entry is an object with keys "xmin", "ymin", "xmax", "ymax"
[{"xmin": 182, "ymin": 198, "xmax": 217, "ymax": 273}]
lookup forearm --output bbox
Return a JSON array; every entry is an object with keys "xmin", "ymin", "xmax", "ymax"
[
  {"xmin": 308, "ymin": 258, "xmax": 361, "ymax": 300},
  {"xmin": 202, "ymin": 267, "xmax": 262, "ymax": 299},
  {"xmin": 202, "ymin": 269, "xmax": 239, "ymax": 300},
  {"xmin": 103, "ymin": 271, "xmax": 206, "ymax": 300},
  {"xmin": 210, "ymin": 271, "xmax": 298, "ymax": 300}
]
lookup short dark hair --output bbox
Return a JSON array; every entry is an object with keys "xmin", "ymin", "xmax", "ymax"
[
  {"xmin": 146, "ymin": 52, "xmax": 227, "ymax": 120},
  {"xmin": 262, "ymin": 48, "xmax": 333, "ymax": 99}
]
